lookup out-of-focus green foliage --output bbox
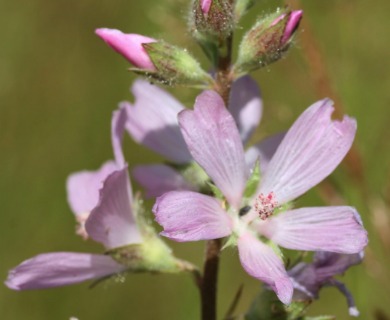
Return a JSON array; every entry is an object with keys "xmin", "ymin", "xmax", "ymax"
[{"xmin": 1, "ymin": 0, "xmax": 389, "ymax": 319}]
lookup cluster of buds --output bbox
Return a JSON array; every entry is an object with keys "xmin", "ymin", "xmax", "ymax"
[{"xmin": 96, "ymin": 3, "xmax": 302, "ymax": 86}]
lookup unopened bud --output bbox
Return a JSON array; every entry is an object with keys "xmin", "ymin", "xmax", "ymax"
[
  {"xmin": 96, "ymin": 28, "xmax": 212, "ymax": 87},
  {"xmin": 95, "ymin": 28, "xmax": 156, "ymax": 71},
  {"xmin": 140, "ymin": 41, "xmax": 213, "ymax": 86},
  {"xmin": 190, "ymin": 0, "xmax": 234, "ymax": 40},
  {"xmin": 233, "ymin": 10, "xmax": 303, "ymax": 76}
]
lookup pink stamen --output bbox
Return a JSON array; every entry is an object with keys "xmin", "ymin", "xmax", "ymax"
[{"xmin": 254, "ymin": 192, "xmax": 278, "ymax": 220}]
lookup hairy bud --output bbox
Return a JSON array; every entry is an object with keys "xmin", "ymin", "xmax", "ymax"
[{"xmin": 233, "ymin": 10, "xmax": 303, "ymax": 76}]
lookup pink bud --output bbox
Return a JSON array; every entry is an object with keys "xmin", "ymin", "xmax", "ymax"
[
  {"xmin": 281, "ymin": 10, "xmax": 303, "ymax": 45},
  {"xmin": 200, "ymin": 0, "xmax": 212, "ymax": 14},
  {"xmin": 95, "ymin": 28, "xmax": 156, "ymax": 71}
]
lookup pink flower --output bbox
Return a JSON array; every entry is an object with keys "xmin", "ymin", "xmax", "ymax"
[
  {"xmin": 125, "ymin": 76, "xmax": 263, "ymax": 197},
  {"xmin": 66, "ymin": 105, "xmax": 127, "ymax": 238},
  {"xmin": 95, "ymin": 28, "xmax": 156, "ymax": 70},
  {"xmin": 6, "ymin": 107, "xmax": 142, "ymax": 290},
  {"xmin": 153, "ymin": 91, "xmax": 368, "ymax": 304},
  {"xmin": 6, "ymin": 166, "xmax": 142, "ymax": 290}
]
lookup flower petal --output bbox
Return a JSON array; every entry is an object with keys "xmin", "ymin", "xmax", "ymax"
[
  {"xmin": 237, "ymin": 232, "xmax": 293, "ymax": 304},
  {"xmin": 179, "ymin": 91, "xmax": 247, "ymax": 208},
  {"xmin": 125, "ymin": 79, "xmax": 192, "ymax": 164},
  {"xmin": 86, "ymin": 167, "xmax": 142, "ymax": 249},
  {"xmin": 153, "ymin": 191, "xmax": 232, "ymax": 242},
  {"xmin": 111, "ymin": 103, "xmax": 127, "ymax": 167},
  {"xmin": 95, "ymin": 29, "xmax": 156, "ymax": 70},
  {"xmin": 260, "ymin": 99, "xmax": 356, "ymax": 205},
  {"xmin": 245, "ymin": 132, "xmax": 285, "ymax": 174},
  {"xmin": 229, "ymin": 76, "xmax": 262, "ymax": 144},
  {"xmin": 5, "ymin": 252, "xmax": 125, "ymax": 290},
  {"xmin": 66, "ymin": 161, "xmax": 118, "ymax": 217},
  {"xmin": 132, "ymin": 164, "xmax": 195, "ymax": 198},
  {"xmin": 260, "ymin": 206, "xmax": 368, "ymax": 254},
  {"xmin": 313, "ymin": 252, "xmax": 364, "ymax": 281}
]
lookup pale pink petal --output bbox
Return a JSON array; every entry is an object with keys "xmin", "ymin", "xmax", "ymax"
[
  {"xmin": 133, "ymin": 164, "xmax": 195, "ymax": 198},
  {"xmin": 259, "ymin": 206, "xmax": 368, "ymax": 254},
  {"xmin": 179, "ymin": 91, "xmax": 247, "ymax": 208},
  {"xmin": 201, "ymin": 0, "xmax": 212, "ymax": 14},
  {"xmin": 5, "ymin": 252, "xmax": 125, "ymax": 290},
  {"xmin": 111, "ymin": 104, "xmax": 127, "ymax": 167},
  {"xmin": 260, "ymin": 99, "xmax": 356, "ymax": 205},
  {"xmin": 125, "ymin": 79, "xmax": 192, "ymax": 164},
  {"xmin": 95, "ymin": 28, "xmax": 156, "ymax": 70},
  {"xmin": 86, "ymin": 167, "xmax": 142, "ymax": 249},
  {"xmin": 153, "ymin": 191, "xmax": 232, "ymax": 242},
  {"xmin": 245, "ymin": 132, "xmax": 285, "ymax": 173},
  {"xmin": 238, "ymin": 232, "xmax": 293, "ymax": 304},
  {"xmin": 66, "ymin": 161, "xmax": 118, "ymax": 217},
  {"xmin": 229, "ymin": 76, "xmax": 262, "ymax": 144}
]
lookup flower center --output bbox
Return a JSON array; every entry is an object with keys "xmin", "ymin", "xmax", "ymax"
[{"xmin": 254, "ymin": 192, "xmax": 278, "ymax": 220}]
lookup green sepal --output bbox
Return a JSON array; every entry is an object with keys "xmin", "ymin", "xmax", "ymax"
[
  {"xmin": 246, "ymin": 288, "xmax": 313, "ymax": 320},
  {"xmin": 107, "ymin": 236, "xmax": 192, "ymax": 274},
  {"xmin": 243, "ymin": 159, "xmax": 260, "ymax": 199},
  {"xmin": 134, "ymin": 41, "xmax": 213, "ymax": 87},
  {"xmin": 285, "ymin": 301, "xmax": 311, "ymax": 320},
  {"xmin": 245, "ymin": 288, "xmax": 286, "ymax": 320},
  {"xmin": 273, "ymin": 201, "xmax": 293, "ymax": 216},
  {"xmin": 206, "ymin": 181, "xmax": 224, "ymax": 200},
  {"xmin": 265, "ymin": 239, "xmax": 284, "ymax": 262},
  {"xmin": 222, "ymin": 232, "xmax": 238, "ymax": 250}
]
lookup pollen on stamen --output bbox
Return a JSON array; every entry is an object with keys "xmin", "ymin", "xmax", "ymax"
[{"xmin": 254, "ymin": 192, "xmax": 278, "ymax": 220}]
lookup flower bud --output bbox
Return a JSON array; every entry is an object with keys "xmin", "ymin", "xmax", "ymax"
[
  {"xmin": 140, "ymin": 41, "xmax": 213, "ymax": 86},
  {"xmin": 96, "ymin": 28, "xmax": 212, "ymax": 87},
  {"xmin": 190, "ymin": 0, "xmax": 234, "ymax": 39},
  {"xmin": 233, "ymin": 10, "xmax": 303, "ymax": 76},
  {"xmin": 95, "ymin": 28, "xmax": 156, "ymax": 71}
]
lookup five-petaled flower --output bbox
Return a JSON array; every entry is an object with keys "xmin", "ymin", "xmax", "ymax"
[
  {"xmin": 153, "ymin": 90, "xmax": 368, "ymax": 304},
  {"xmin": 5, "ymin": 106, "xmax": 183, "ymax": 290}
]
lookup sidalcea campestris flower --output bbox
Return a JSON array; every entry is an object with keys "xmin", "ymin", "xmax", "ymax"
[{"xmin": 153, "ymin": 90, "xmax": 368, "ymax": 304}]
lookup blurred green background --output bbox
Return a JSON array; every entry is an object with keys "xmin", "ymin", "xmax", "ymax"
[{"xmin": 1, "ymin": 0, "xmax": 390, "ymax": 319}]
